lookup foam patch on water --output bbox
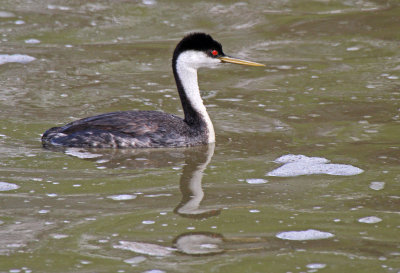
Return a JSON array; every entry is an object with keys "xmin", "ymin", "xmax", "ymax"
[
  {"xmin": 107, "ymin": 194, "xmax": 136, "ymax": 201},
  {"xmin": 114, "ymin": 241, "xmax": 174, "ymax": 256},
  {"xmin": 124, "ymin": 256, "xmax": 146, "ymax": 265},
  {"xmin": 0, "ymin": 11, "xmax": 15, "ymax": 18},
  {"xmin": 306, "ymin": 263, "xmax": 326, "ymax": 269},
  {"xmin": 0, "ymin": 54, "xmax": 36, "ymax": 65},
  {"xmin": 246, "ymin": 178, "xmax": 268, "ymax": 184},
  {"xmin": 267, "ymin": 154, "xmax": 363, "ymax": 177},
  {"xmin": 0, "ymin": 182, "xmax": 19, "ymax": 191},
  {"xmin": 50, "ymin": 234, "xmax": 69, "ymax": 239},
  {"xmin": 25, "ymin": 38, "xmax": 40, "ymax": 44},
  {"xmin": 369, "ymin": 181, "xmax": 385, "ymax": 191},
  {"xmin": 65, "ymin": 148, "xmax": 102, "ymax": 159},
  {"xmin": 276, "ymin": 229, "xmax": 334, "ymax": 240},
  {"xmin": 358, "ymin": 216, "xmax": 382, "ymax": 224}
]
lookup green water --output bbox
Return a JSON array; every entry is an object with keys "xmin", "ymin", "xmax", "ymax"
[{"xmin": 0, "ymin": 0, "xmax": 399, "ymax": 272}]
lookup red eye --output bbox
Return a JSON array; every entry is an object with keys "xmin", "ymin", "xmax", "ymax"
[{"xmin": 211, "ymin": 50, "xmax": 218, "ymax": 56}]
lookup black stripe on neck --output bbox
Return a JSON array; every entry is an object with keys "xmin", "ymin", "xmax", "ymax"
[{"xmin": 172, "ymin": 56, "xmax": 205, "ymax": 128}]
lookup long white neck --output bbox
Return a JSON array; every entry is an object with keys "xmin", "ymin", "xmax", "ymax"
[{"xmin": 175, "ymin": 51, "xmax": 216, "ymax": 143}]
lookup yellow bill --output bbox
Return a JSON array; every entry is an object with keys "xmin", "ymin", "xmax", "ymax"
[{"xmin": 218, "ymin": 56, "xmax": 265, "ymax": 67}]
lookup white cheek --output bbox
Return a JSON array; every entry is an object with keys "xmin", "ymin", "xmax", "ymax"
[{"xmin": 177, "ymin": 50, "xmax": 221, "ymax": 69}]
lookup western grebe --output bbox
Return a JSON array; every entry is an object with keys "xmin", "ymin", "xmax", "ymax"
[{"xmin": 42, "ymin": 33, "xmax": 264, "ymax": 148}]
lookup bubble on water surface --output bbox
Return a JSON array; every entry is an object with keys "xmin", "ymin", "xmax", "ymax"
[
  {"xmin": 0, "ymin": 54, "xmax": 35, "ymax": 65},
  {"xmin": 267, "ymin": 154, "xmax": 363, "ymax": 177},
  {"xmin": 174, "ymin": 233, "xmax": 223, "ymax": 255},
  {"xmin": 0, "ymin": 11, "xmax": 15, "ymax": 18},
  {"xmin": 347, "ymin": 46, "xmax": 360, "ymax": 51},
  {"xmin": 358, "ymin": 216, "xmax": 382, "ymax": 224},
  {"xmin": 46, "ymin": 193, "xmax": 58, "ymax": 197},
  {"xmin": 124, "ymin": 256, "xmax": 146, "ymax": 264},
  {"xmin": 114, "ymin": 241, "xmax": 174, "ymax": 256},
  {"xmin": 24, "ymin": 38, "xmax": 40, "ymax": 44},
  {"xmin": 47, "ymin": 5, "xmax": 71, "ymax": 11},
  {"xmin": 96, "ymin": 159, "xmax": 109, "ymax": 164},
  {"xmin": 142, "ymin": 0, "xmax": 157, "ymax": 5},
  {"xmin": 65, "ymin": 148, "xmax": 102, "ymax": 159},
  {"xmin": 144, "ymin": 193, "xmax": 172, "ymax": 197},
  {"xmin": 276, "ymin": 229, "xmax": 334, "ymax": 240},
  {"xmin": 0, "ymin": 182, "xmax": 19, "ymax": 191},
  {"xmin": 246, "ymin": 178, "xmax": 268, "ymax": 184},
  {"xmin": 107, "ymin": 194, "xmax": 136, "ymax": 201},
  {"xmin": 38, "ymin": 210, "xmax": 49, "ymax": 214},
  {"xmin": 306, "ymin": 263, "xmax": 327, "ymax": 269},
  {"xmin": 50, "ymin": 234, "xmax": 69, "ymax": 239},
  {"xmin": 369, "ymin": 181, "xmax": 385, "ymax": 191}
]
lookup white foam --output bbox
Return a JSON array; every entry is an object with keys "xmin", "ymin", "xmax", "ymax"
[
  {"xmin": 267, "ymin": 154, "xmax": 363, "ymax": 177},
  {"xmin": 124, "ymin": 256, "xmax": 146, "ymax": 264},
  {"xmin": 0, "ymin": 54, "xmax": 36, "ymax": 65},
  {"xmin": 114, "ymin": 241, "xmax": 174, "ymax": 256},
  {"xmin": 47, "ymin": 5, "xmax": 71, "ymax": 11},
  {"xmin": 307, "ymin": 263, "xmax": 327, "ymax": 269},
  {"xmin": 25, "ymin": 38, "xmax": 40, "ymax": 44},
  {"xmin": 107, "ymin": 194, "xmax": 136, "ymax": 201},
  {"xmin": 50, "ymin": 234, "xmax": 69, "ymax": 239},
  {"xmin": 347, "ymin": 46, "xmax": 360, "ymax": 51},
  {"xmin": 144, "ymin": 193, "xmax": 172, "ymax": 197},
  {"xmin": 0, "ymin": 182, "xmax": 19, "ymax": 191},
  {"xmin": 65, "ymin": 148, "xmax": 102, "ymax": 159},
  {"xmin": 38, "ymin": 209, "xmax": 49, "ymax": 214},
  {"xmin": 276, "ymin": 229, "xmax": 334, "ymax": 240},
  {"xmin": 142, "ymin": 0, "xmax": 157, "ymax": 5},
  {"xmin": 358, "ymin": 216, "xmax": 382, "ymax": 224},
  {"xmin": 0, "ymin": 11, "xmax": 15, "ymax": 18},
  {"xmin": 46, "ymin": 193, "xmax": 58, "ymax": 197},
  {"xmin": 246, "ymin": 178, "xmax": 268, "ymax": 184},
  {"xmin": 369, "ymin": 181, "xmax": 385, "ymax": 191}
]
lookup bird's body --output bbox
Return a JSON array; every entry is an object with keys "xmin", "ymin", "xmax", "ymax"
[
  {"xmin": 42, "ymin": 110, "xmax": 208, "ymax": 148},
  {"xmin": 42, "ymin": 33, "xmax": 264, "ymax": 149}
]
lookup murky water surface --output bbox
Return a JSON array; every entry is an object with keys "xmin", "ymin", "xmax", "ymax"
[{"xmin": 0, "ymin": 0, "xmax": 399, "ymax": 272}]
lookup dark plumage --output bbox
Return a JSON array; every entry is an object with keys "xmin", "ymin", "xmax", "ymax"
[
  {"xmin": 173, "ymin": 33, "xmax": 224, "ymax": 59},
  {"xmin": 42, "ymin": 110, "xmax": 207, "ymax": 148}
]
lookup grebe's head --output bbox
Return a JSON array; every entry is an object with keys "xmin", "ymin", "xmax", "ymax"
[{"xmin": 173, "ymin": 33, "xmax": 265, "ymax": 70}]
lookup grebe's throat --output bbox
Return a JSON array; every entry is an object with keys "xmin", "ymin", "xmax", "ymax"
[{"xmin": 173, "ymin": 51, "xmax": 216, "ymax": 143}]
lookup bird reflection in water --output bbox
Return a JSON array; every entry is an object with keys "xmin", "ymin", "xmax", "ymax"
[
  {"xmin": 173, "ymin": 143, "xmax": 221, "ymax": 219},
  {"xmin": 60, "ymin": 142, "xmax": 221, "ymax": 219},
  {"xmin": 60, "ymin": 145, "xmax": 277, "ymax": 256},
  {"xmin": 61, "ymin": 142, "xmax": 229, "ymax": 255}
]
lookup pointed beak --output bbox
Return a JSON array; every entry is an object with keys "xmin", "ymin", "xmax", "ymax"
[{"xmin": 218, "ymin": 56, "xmax": 265, "ymax": 67}]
